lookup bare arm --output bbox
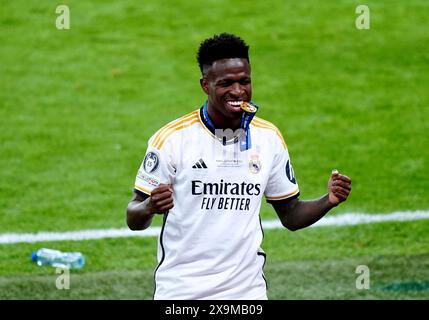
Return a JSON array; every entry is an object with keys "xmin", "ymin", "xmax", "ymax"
[
  {"xmin": 272, "ymin": 171, "xmax": 352, "ymax": 231},
  {"xmin": 126, "ymin": 184, "xmax": 174, "ymax": 230}
]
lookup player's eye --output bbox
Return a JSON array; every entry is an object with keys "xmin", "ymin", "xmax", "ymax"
[{"xmin": 218, "ymin": 81, "xmax": 232, "ymax": 87}]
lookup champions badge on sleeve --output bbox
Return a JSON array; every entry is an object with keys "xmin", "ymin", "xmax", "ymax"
[{"xmin": 143, "ymin": 151, "xmax": 159, "ymax": 174}]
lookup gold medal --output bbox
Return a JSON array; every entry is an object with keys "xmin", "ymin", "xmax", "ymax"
[{"xmin": 240, "ymin": 102, "xmax": 257, "ymax": 113}]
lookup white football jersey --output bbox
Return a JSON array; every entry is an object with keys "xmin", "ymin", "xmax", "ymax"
[{"xmin": 134, "ymin": 106, "xmax": 299, "ymax": 300}]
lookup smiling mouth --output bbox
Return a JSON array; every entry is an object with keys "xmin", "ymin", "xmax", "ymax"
[
  {"xmin": 226, "ymin": 100, "xmax": 243, "ymax": 106},
  {"xmin": 226, "ymin": 100, "xmax": 245, "ymax": 111}
]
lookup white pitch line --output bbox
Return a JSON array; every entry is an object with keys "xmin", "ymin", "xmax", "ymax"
[{"xmin": 1, "ymin": 210, "xmax": 429, "ymax": 244}]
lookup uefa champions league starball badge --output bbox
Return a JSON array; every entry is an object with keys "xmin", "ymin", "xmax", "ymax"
[{"xmin": 249, "ymin": 153, "xmax": 261, "ymax": 174}]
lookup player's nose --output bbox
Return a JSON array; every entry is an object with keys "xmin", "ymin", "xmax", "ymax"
[{"xmin": 230, "ymin": 82, "xmax": 244, "ymax": 96}]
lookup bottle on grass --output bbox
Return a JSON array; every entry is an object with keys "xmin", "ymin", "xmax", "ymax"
[{"xmin": 31, "ymin": 248, "xmax": 85, "ymax": 269}]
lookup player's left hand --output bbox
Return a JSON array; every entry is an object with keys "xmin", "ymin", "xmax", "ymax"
[{"xmin": 328, "ymin": 169, "xmax": 352, "ymax": 206}]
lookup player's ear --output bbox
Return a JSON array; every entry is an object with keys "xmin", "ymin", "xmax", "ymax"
[{"xmin": 200, "ymin": 78, "xmax": 209, "ymax": 95}]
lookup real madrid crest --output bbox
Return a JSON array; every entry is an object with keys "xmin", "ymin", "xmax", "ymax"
[{"xmin": 249, "ymin": 153, "xmax": 261, "ymax": 174}]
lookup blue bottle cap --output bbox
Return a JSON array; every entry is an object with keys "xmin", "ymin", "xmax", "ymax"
[{"xmin": 31, "ymin": 251, "xmax": 37, "ymax": 262}]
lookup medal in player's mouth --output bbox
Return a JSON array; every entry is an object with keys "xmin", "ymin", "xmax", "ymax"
[{"xmin": 225, "ymin": 100, "xmax": 246, "ymax": 113}]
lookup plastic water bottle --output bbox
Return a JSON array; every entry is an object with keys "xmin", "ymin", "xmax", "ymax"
[{"xmin": 31, "ymin": 248, "xmax": 85, "ymax": 269}]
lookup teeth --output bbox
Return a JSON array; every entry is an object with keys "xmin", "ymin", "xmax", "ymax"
[{"xmin": 227, "ymin": 101, "xmax": 243, "ymax": 106}]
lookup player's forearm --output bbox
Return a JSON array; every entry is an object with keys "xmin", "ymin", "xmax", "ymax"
[
  {"xmin": 276, "ymin": 195, "xmax": 336, "ymax": 231},
  {"xmin": 126, "ymin": 198, "xmax": 155, "ymax": 230}
]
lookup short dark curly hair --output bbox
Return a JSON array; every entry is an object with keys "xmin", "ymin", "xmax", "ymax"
[{"xmin": 197, "ymin": 33, "xmax": 250, "ymax": 75}]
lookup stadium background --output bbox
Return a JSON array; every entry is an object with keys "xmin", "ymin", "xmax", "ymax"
[{"xmin": 1, "ymin": 0, "xmax": 428, "ymax": 299}]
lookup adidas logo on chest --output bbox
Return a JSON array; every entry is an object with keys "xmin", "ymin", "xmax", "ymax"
[{"xmin": 192, "ymin": 158, "xmax": 208, "ymax": 169}]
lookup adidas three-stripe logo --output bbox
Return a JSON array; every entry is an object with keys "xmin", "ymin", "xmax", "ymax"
[{"xmin": 192, "ymin": 158, "xmax": 208, "ymax": 169}]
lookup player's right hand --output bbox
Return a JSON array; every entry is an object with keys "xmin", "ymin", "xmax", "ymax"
[{"xmin": 148, "ymin": 184, "xmax": 174, "ymax": 214}]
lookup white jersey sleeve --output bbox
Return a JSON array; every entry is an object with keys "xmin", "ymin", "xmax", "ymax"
[
  {"xmin": 264, "ymin": 133, "xmax": 300, "ymax": 202},
  {"xmin": 134, "ymin": 134, "xmax": 176, "ymax": 197}
]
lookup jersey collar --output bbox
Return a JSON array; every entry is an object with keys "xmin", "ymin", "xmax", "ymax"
[
  {"xmin": 199, "ymin": 101, "xmax": 254, "ymax": 149},
  {"xmin": 200, "ymin": 100, "xmax": 217, "ymax": 135}
]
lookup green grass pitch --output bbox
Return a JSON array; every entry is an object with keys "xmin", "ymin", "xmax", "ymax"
[{"xmin": 1, "ymin": 0, "xmax": 428, "ymax": 299}]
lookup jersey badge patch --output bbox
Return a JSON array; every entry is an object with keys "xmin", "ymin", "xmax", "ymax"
[
  {"xmin": 143, "ymin": 151, "xmax": 159, "ymax": 174},
  {"xmin": 285, "ymin": 160, "xmax": 296, "ymax": 184},
  {"xmin": 249, "ymin": 154, "xmax": 262, "ymax": 174}
]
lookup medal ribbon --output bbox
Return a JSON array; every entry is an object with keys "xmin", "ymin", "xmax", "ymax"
[{"xmin": 202, "ymin": 100, "xmax": 259, "ymax": 150}]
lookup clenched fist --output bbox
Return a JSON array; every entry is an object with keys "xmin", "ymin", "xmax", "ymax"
[
  {"xmin": 328, "ymin": 169, "xmax": 352, "ymax": 206},
  {"xmin": 148, "ymin": 184, "xmax": 174, "ymax": 214}
]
